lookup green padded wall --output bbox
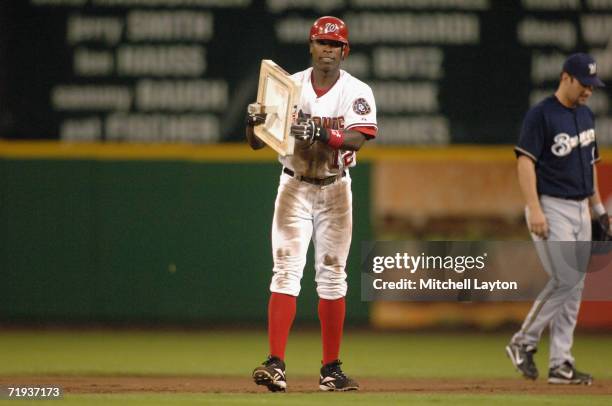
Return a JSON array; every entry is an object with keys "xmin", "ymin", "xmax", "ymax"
[{"xmin": 0, "ymin": 159, "xmax": 370, "ymax": 324}]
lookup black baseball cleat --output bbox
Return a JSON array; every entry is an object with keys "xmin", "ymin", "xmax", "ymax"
[
  {"xmin": 548, "ymin": 362, "xmax": 593, "ymax": 385},
  {"xmin": 252, "ymin": 356, "xmax": 287, "ymax": 392},
  {"xmin": 505, "ymin": 343, "xmax": 538, "ymax": 380},
  {"xmin": 319, "ymin": 360, "xmax": 359, "ymax": 391}
]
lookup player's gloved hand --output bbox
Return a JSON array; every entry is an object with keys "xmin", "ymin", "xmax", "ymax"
[
  {"xmin": 592, "ymin": 203, "xmax": 612, "ymax": 241},
  {"xmin": 246, "ymin": 112, "xmax": 266, "ymax": 127},
  {"xmin": 595, "ymin": 213, "xmax": 612, "ymax": 241},
  {"xmin": 246, "ymin": 103, "xmax": 267, "ymax": 127},
  {"xmin": 598, "ymin": 212, "xmax": 610, "ymax": 230},
  {"xmin": 290, "ymin": 113, "xmax": 329, "ymax": 143}
]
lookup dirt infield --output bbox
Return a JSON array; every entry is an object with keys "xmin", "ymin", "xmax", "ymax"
[{"xmin": 1, "ymin": 376, "xmax": 611, "ymax": 395}]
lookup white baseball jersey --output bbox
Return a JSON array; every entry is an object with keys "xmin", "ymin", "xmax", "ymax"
[
  {"xmin": 268, "ymin": 67, "xmax": 376, "ymax": 300},
  {"xmin": 279, "ymin": 68, "xmax": 377, "ymax": 178}
]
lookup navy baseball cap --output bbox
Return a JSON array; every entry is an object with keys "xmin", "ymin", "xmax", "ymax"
[{"xmin": 563, "ymin": 53, "xmax": 605, "ymax": 87}]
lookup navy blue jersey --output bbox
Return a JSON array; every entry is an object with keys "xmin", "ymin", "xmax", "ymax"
[{"xmin": 515, "ymin": 95, "xmax": 599, "ymax": 199}]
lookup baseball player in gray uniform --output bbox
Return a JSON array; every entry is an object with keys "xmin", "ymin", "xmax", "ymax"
[{"xmin": 506, "ymin": 53, "xmax": 607, "ymax": 385}]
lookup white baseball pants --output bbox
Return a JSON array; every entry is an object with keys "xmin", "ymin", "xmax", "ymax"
[{"xmin": 269, "ymin": 171, "xmax": 352, "ymax": 300}]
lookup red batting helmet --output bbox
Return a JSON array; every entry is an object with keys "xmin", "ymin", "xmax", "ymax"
[{"xmin": 309, "ymin": 16, "xmax": 350, "ymax": 58}]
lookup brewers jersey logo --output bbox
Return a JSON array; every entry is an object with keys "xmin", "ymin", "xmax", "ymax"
[
  {"xmin": 352, "ymin": 98, "xmax": 371, "ymax": 115},
  {"xmin": 550, "ymin": 129, "xmax": 595, "ymax": 157}
]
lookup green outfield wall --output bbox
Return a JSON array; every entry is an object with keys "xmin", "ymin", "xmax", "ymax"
[
  {"xmin": 4, "ymin": 142, "xmax": 612, "ymax": 327},
  {"xmin": 0, "ymin": 146, "xmax": 371, "ymax": 324}
]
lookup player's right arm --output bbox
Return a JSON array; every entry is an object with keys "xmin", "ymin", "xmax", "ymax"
[
  {"xmin": 515, "ymin": 106, "xmax": 548, "ymax": 239},
  {"xmin": 245, "ymin": 107, "xmax": 266, "ymax": 150},
  {"xmin": 517, "ymin": 155, "xmax": 548, "ymax": 239},
  {"xmin": 246, "ymin": 125, "xmax": 265, "ymax": 150}
]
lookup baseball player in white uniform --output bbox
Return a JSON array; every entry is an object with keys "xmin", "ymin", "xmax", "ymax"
[{"xmin": 245, "ymin": 16, "xmax": 377, "ymax": 392}]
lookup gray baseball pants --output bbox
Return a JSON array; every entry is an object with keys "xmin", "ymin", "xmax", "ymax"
[{"xmin": 511, "ymin": 195, "xmax": 591, "ymax": 368}]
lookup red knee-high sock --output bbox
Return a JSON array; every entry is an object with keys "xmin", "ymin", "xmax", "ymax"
[
  {"xmin": 268, "ymin": 292, "xmax": 297, "ymax": 360},
  {"xmin": 318, "ymin": 297, "xmax": 346, "ymax": 365}
]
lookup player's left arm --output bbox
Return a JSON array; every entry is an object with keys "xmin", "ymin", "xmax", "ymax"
[
  {"xmin": 341, "ymin": 85, "xmax": 377, "ymax": 150},
  {"xmin": 590, "ymin": 165, "xmax": 603, "ymax": 207},
  {"xmin": 289, "ymin": 123, "xmax": 375, "ymax": 151},
  {"xmin": 334, "ymin": 129, "xmax": 367, "ymax": 151},
  {"xmin": 590, "ymin": 164, "xmax": 612, "ymax": 237},
  {"xmin": 590, "ymin": 164, "xmax": 608, "ymax": 219},
  {"xmin": 589, "ymin": 139, "xmax": 611, "ymax": 235},
  {"xmin": 589, "ymin": 116, "xmax": 604, "ymax": 209},
  {"xmin": 589, "ymin": 137, "xmax": 604, "ymax": 210}
]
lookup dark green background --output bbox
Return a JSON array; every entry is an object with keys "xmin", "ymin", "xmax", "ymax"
[
  {"xmin": 0, "ymin": 159, "xmax": 370, "ymax": 324},
  {"xmin": 2, "ymin": 1, "xmax": 610, "ymax": 143}
]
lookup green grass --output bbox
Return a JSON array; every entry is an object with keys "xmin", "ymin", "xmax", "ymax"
[
  {"xmin": 1, "ymin": 330, "xmax": 611, "ymax": 405},
  {"xmin": 6, "ymin": 393, "xmax": 608, "ymax": 406},
  {"xmin": 0, "ymin": 330, "xmax": 610, "ymax": 379}
]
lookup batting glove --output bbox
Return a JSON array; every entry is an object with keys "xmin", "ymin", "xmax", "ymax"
[
  {"xmin": 290, "ymin": 118, "xmax": 329, "ymax": 143},
  {"xmin": 246, "ymin": 112, "xmax": 266, "ymax": 127},
  {"xmin": 245, "ymin": 103, "xmax": 267, "ymax": 127},
  {"xmin": 596, "ymin": 213, "xmax": 612, "ymax": 241}
]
